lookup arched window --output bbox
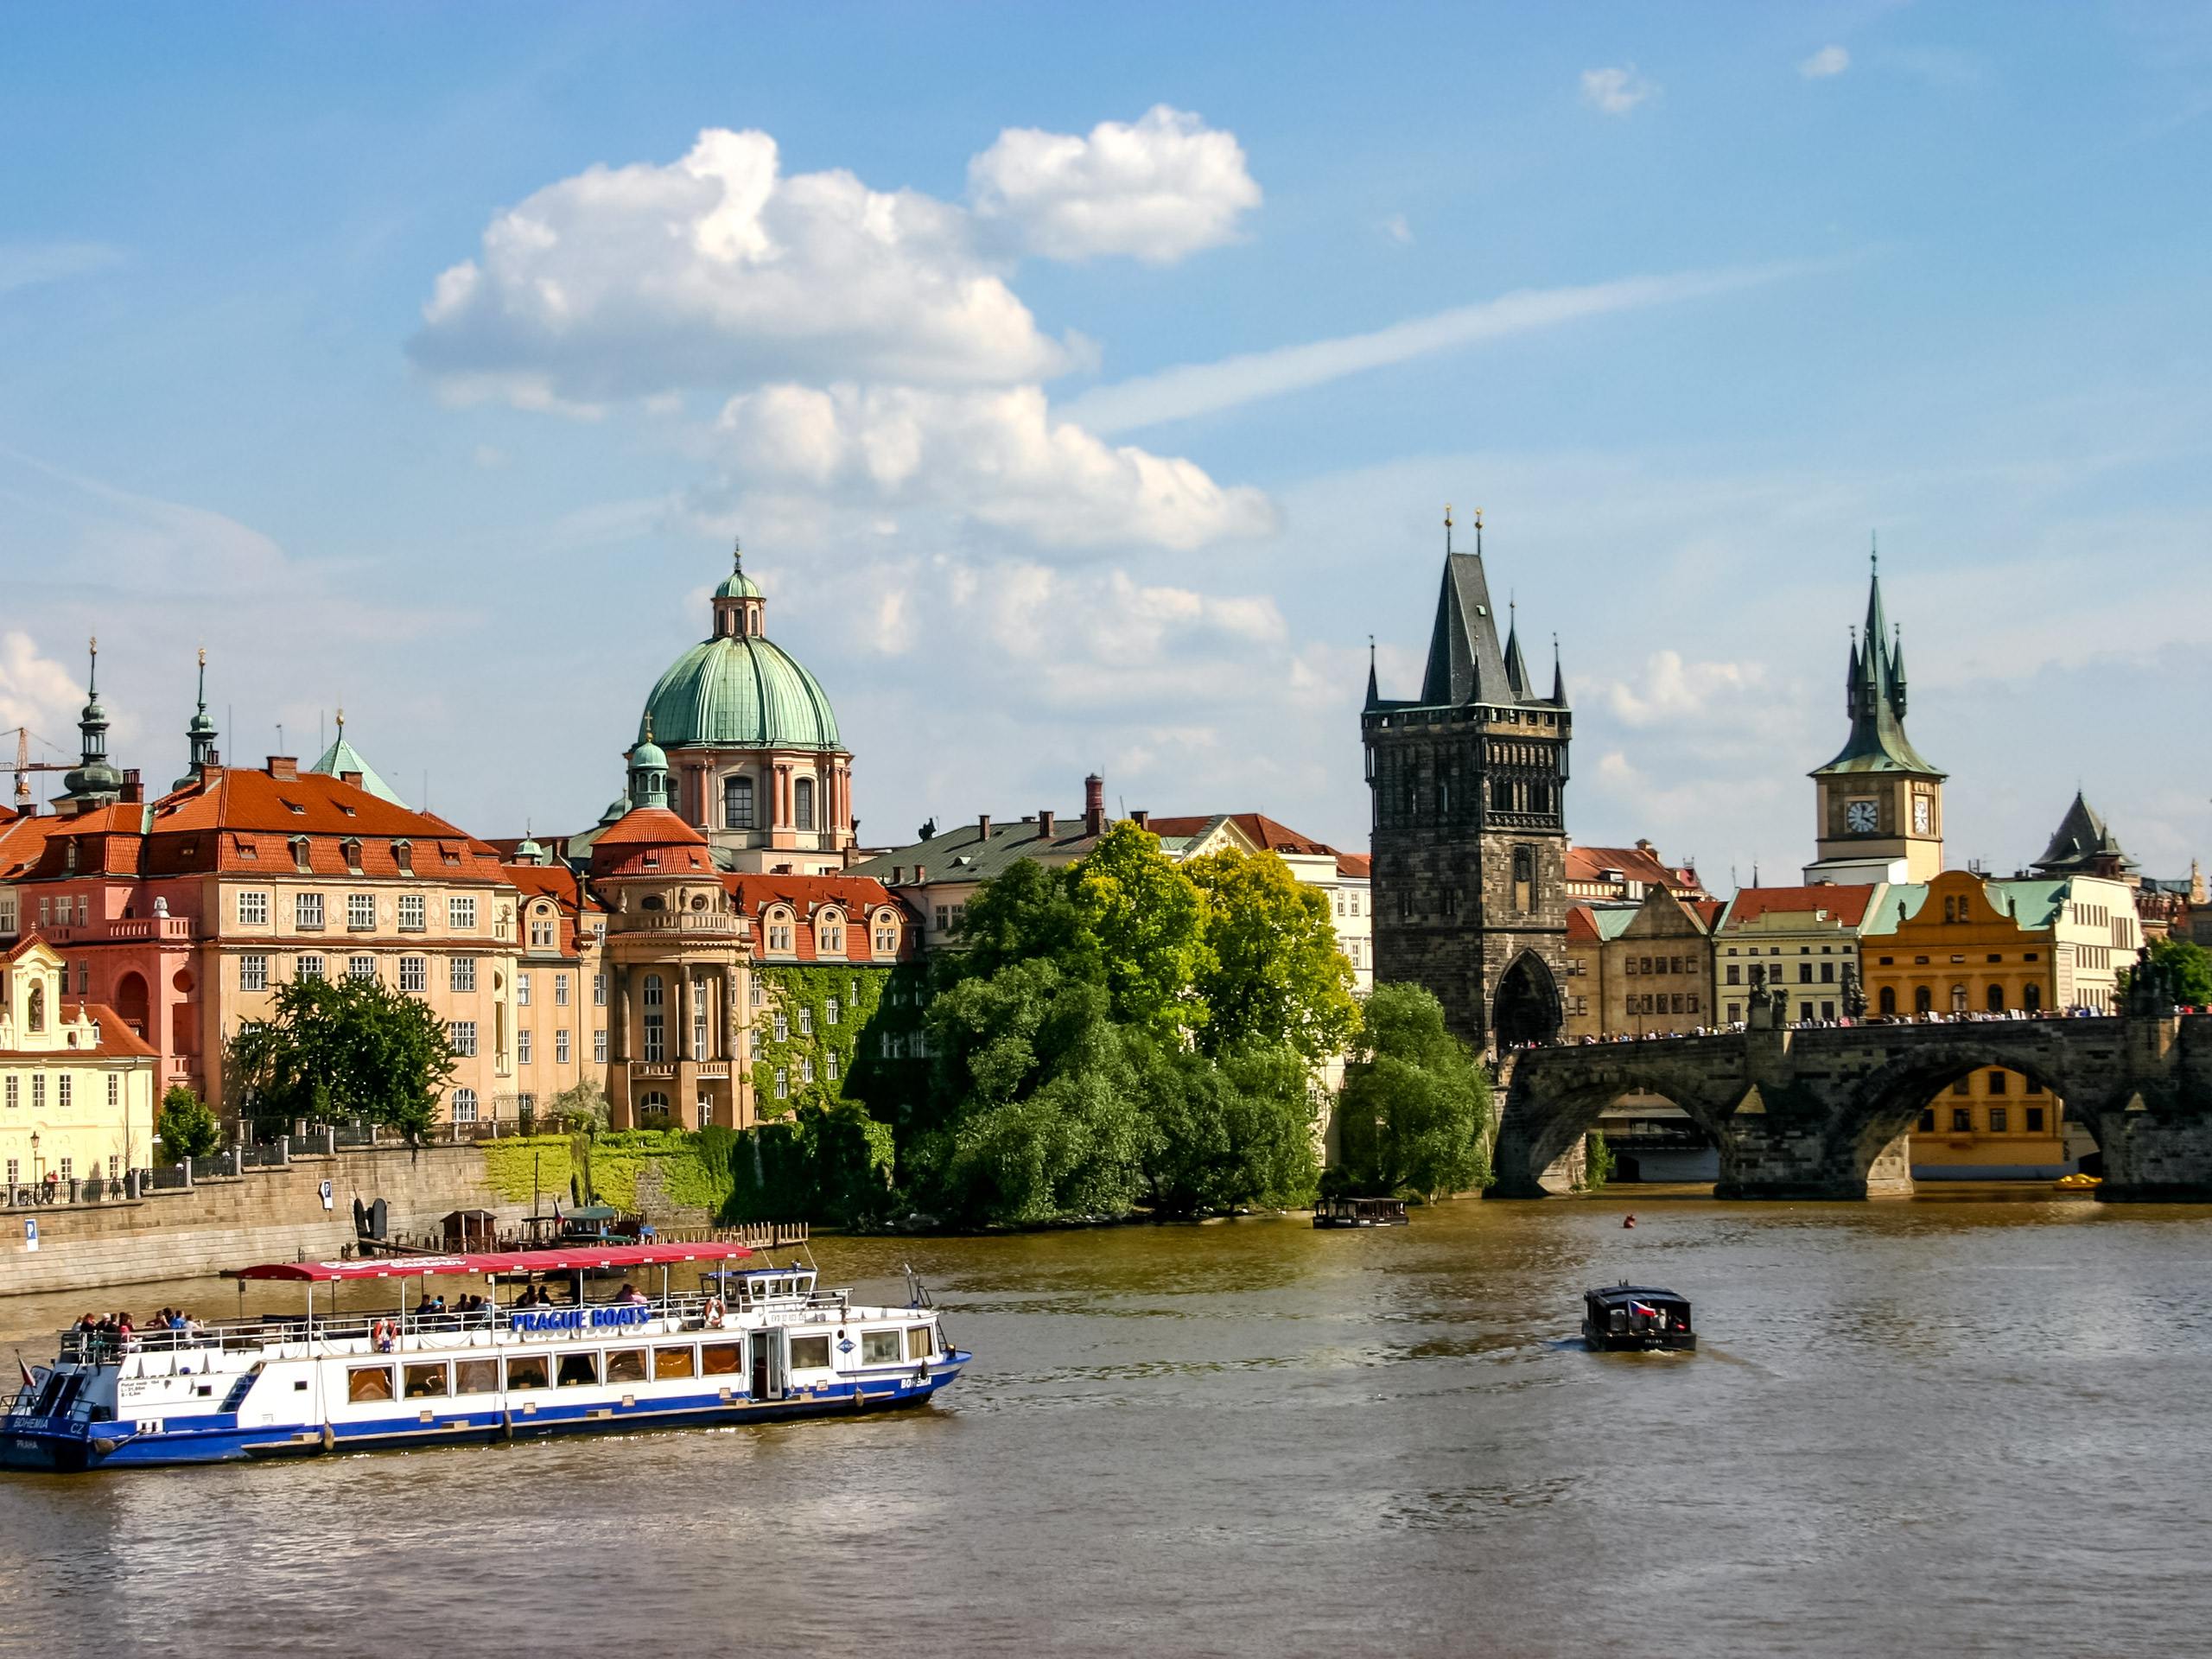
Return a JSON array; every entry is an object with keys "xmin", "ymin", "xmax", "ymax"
[
  {"xmin": 1914, "ymin": 985, "xmax": 1933, "ymax": 1015},
  {"xmin": 639, "ymin": 1090, "xmax": 671, "ymax": 1125},
  {"xmin": 794, "ymin": 777, "xmax": 816, "ymax": 830},
  {"xmin": 818, "ymin": 911, "xmax": 843, "ymax": 955},
  {"xmin": 724, "ymin": 774, "xmax": 753, "ymax": 830},
  {"xmin": 2023, "ymin": 983, "xmax": 2041, "ymax": 1011},
  {"xmin": 1950, "ymin": 983, "xmax": 1968, "ymax": 1014},
  {"xmin": 450, "ymin": 1087, "xmax": 479, "ymax": 1124},
  {"xmin": 1986, "ymin": 983, "xmax": 2005, "ymax": 1014},
  {"xmin": 1878, "ymin": 986, "xmax": 1897, "ymax": 1015}
]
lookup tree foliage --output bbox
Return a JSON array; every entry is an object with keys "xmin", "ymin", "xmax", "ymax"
[
  {"xmin": 2120, "ymin": 937, "xmax": 2212, "ymax": 1007},
  {"xmin": 1335, "ymin": 983, "xmax": 1492, "ymax": 1201},
  {"xmin": 1068, "ymin": 820, "xmax": 1213, "ymax": 1037},
  {"xmin": 546, "ymin": 1078, "xmax": 610, "ymax": 1133},
  {"xmin": 1185, "ymin": 847, "xmax": 1359, "ymax": 1063},
  {"xmin": 1130, "ymin": 1037, "xmax": 1319, "ymax": 1217},
  {"xmin": 156, "ymin": 1084, "xmax": 222, "ymax": 1160},
  {"xmin": 227, "ymin": 975, "xmax": 456, "ymax": 1140}
]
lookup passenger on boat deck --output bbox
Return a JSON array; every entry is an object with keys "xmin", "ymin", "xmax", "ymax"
[{"xmin": 618, "ymin": 1283, "xmax": 648, "ymax": 1305}]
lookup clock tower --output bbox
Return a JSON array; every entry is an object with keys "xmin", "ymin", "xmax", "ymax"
[{"xmin": 1804, "ymin": 557, "xmax": 1946, "ymax": 885}]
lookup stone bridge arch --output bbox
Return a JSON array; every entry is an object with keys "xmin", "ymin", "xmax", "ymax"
[{"xmin": 1490, "ymin": 1043, "xmax": 1747, "ymax": 1198}]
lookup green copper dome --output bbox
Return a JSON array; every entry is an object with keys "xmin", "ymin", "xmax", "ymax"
[
  {"xmin": 715, "ymin": 566, "xmax": 763, "ymax": 600},
  {"xmin": 639, "ymin": 634, "xmax": 842, "ymax": 753}
]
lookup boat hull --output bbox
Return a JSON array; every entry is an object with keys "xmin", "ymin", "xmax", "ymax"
[
  {"xmin": 1581, "ymin": 1325, "xmax": 1696, "ymax": 1353},
  {"xmin": 3, "ymin": 1356, "xmax": 968, "ymax": 1471}
]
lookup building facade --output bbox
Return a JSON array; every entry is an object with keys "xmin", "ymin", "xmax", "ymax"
[
  {"xmin": 1711, "ymin": 884, "xmax": 1885, "ymax": 1027},
  {"xmin": 1, "ymin": 936, "xmax": 159, "ymax": 1194},
  {"xmin": 1364, "ymin": 519, "xmax": 1573, "ymax": 1051}
]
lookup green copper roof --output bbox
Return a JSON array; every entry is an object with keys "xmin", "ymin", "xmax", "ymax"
[
  {"xmin": 715, "ymin": 566, "xmax": 763, "ymax": 600},
  {"xmin": 640, "ymin": 634, "xmax": 842, "ymax": 753},
  {"xmin": 308, "ymin": 725, "xmax": 408, "ymax": 805},
  {"xmin": 1810, "ymin": 563, "xmax": 1944, "ymax": 779}
]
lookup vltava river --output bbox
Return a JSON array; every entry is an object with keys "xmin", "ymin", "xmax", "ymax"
[{"xmin": 4, "ymin": 1192, "xmax": 2212, "ymax": 1657}]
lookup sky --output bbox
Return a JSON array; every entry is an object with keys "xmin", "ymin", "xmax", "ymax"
[{"xmin": 5, "ymin": 3, "xmax": 2212, "ymax": 885}]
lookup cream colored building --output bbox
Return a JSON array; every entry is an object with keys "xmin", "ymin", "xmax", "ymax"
[
  {"xmin": 0, "ymin": 935, "xmax": 158, "ymax": 1193},
  {"xmin": 1711, "ymin": 884, "xmax": 1889, "ymax": 1027}
]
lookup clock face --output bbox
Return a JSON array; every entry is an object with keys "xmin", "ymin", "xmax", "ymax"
[
  {"xmin": 1846, "ymin": 800, "xmax": 1878, "ymax": 835},
  {"xmin": 1913, "ymin": 796, "xmax": 1932, "ymax": 835}
]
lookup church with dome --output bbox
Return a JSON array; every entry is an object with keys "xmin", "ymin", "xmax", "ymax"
[{"xmin": 582, "ymin": 545, "xmax": 858, "ymax": 876}]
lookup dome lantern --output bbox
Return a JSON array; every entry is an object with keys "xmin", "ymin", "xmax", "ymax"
[{"xmin": 710, "ymin": 538, "xmax": 766, "ymax": 640}]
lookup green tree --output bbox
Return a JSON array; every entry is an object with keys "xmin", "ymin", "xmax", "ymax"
[
  {"xmin": 1336, "ymin": 983, "xmax": 1493, "ymax": 1202},
  {"xmin": 1185, "ymin": 847, "xmax": 1359, "ymax": 1063},
  {"xmin": 155, "ymin": 1084, "xmax": 222, "ymax": 1160},
  {"xmin": 1070, "ymin": 819, "xmax": 1213, "ymax": 1037},
  {"xmin": 227, "ymin": 975, "xmax": 456, "ymax": 1141},
  {"xmin": 546, "ymin": 1078, "xmax": 610, "ymax": 1132},
  {"xmin": 1130, "ymin": 1038, "xmax": 1320, "ymax": 1217},
  {"xmin": 2120, "ymin": 936, "xmax": 2212, "ymax": 1007},
  {"xmin": 1582, "ymin": 1128, "xmax": 1615, "ymax": 1192}
]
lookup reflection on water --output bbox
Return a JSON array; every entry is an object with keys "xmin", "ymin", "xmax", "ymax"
[{"xmin": 6, "ymin": 1196, "xmax": 2212, "ymax": 1656}]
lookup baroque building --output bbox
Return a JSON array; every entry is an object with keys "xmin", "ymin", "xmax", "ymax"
[{"xmin": 1363, "ymin": 515, "xmax": 1571, "ymax": 1050}]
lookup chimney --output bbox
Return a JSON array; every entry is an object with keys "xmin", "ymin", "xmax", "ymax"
[
  {"xmin": 267, "ymin": 756, "xmax": 298, "ymax": 781},
  {"xmin": 1038, "ymin": 809, "xmax": 1055, "ymax": 839},
  {"xmin": 341, "ymin": 771, "xmax": 364, "ymax": 788},
  {"xmin": 1131, "ymin": 810, "xmax": 1149, "ymax": 830},
  {"xmin": 120, "ymin": 769, "xmax": 143, "ymax": 805},
  {"xmin": 978, "ymin": 814, "xmax": 992, "ymax": 842},
  {"xmin": 1084, "ymin": 772, "xmax": 1105, "ymax": 837}
]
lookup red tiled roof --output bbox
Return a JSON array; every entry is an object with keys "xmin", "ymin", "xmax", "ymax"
[
  {"xmin": 0, "ymin": 811, "xmax": 67, "ymax": 880},
  {"xmin": 0, "ymin": 1001, "xmax": 158, "ymax": 1061},
  {"xmin": 1565, "ymin": 842, "xmax": 1703, "ymax": 893},
  {"xmin": 1686, "ymin": 899, "xmax": 1726, "ymax": 931},
  {"xmin": 1335, "ymin": 852, "xmax": 1371, "ymax": 880},
  {"xmin": 591, "ymin": 808, "xmax": 707, "ymax": 849},
  {"xmin": 1566, "ymin": 905, "xmax": 1601, "ymax": 944},
  {"xmin": 1142, "ymin": 812, "xmax": 1343, "ymax": 859},
  {"xmin": 1720, "ymin": 885, "xmax": 1880, "ymax": 927},
  {"xmin": 720, "ymin": 872, "xmax": 914, "ymax": 963}
]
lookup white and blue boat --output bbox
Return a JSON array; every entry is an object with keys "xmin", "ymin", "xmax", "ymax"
[{"xmin": 2, "ymin": 1243, "xmax": 969, "ymax": 1471}]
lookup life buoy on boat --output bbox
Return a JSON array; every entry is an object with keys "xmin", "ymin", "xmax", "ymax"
[{"xmin": 372, "ymin": 1319, "xmax": 397, "ymax": 1352}]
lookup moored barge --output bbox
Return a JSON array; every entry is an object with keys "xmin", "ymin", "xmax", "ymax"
[{"xmin": 3, "ymin": 1243, "xmax": 969, "ymax": 1471}]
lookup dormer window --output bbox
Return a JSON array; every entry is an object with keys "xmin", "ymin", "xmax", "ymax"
[
  {"xmin": 341, "ymin": 838, "xmax": 364, "ymax": 876},
  {"xmin": 289, "ymin": 836, "xmax": 311, "ymax": 873},
  {"xmin": 63, "ymin": 842, "xmax": 77, "ymax": 874},
  {"xmin": 392, "ymin": 839, "xmax": 413, "ymax": 875},
  {"xmin": 283, "ymin": 800, "xmax": 306, "ymax": 816},
  {"xmin": 643, "ymin": 855, "xmax": 660, "ymax": 870},
  {"xmin": 339, "ymin": 804, "xmax": 357, "ymax": 817}
]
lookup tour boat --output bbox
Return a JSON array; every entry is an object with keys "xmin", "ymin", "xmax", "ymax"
[
  {"xmin": 1311, "ymin": 1197, "xmax": 1411, "ymax": 1229},
  {"xmin": 1, "ymin": 1243, "xmax": 969, "ymax": 1472},
  {"xmin": 1582, "ymin": 1283, "xmax": 1696, "ymax": 1352}
]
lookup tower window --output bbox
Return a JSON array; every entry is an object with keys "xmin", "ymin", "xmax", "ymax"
[
  {"xmin": 724, "ymin": 775, "xmax": 753, "ymax": 830},
  {"xmin": 794, "ymin": 777, "xmax": 816, "ymax": 831}
]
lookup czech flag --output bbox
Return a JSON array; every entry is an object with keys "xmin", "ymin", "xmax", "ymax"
[{"xmin": 1630, "ymin": 1301, "xmax": 1660, "ymax": 1319}]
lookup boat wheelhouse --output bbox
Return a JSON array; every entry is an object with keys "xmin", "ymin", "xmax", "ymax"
[
  {"xmin": 1581, "ymin": 1284, "xmax": 1695, "ymax": 1352},
  {"xmin": 2, "ymin": 1243, "xmax": 969, "ymax": 1472}
]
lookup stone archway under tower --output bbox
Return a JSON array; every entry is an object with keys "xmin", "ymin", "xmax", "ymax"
[{"xmin": 1492, "ymin": 950, "xmax": 1562, "ymax": 1051}]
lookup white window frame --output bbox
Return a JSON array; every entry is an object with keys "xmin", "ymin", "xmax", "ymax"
[
  {"xmin": 448, "ymin": 1020, "xmax": 478, "ymax": 1058},
  {"xmin": 237, "ymin": 890, "xmax": 270, "ymax": 926},
  {"xmin": 239, "ymin": 954, "xmax": 270, "ymax": 993},
  {"xmin": 448, "ymin": 895, "xmax": 478, "ymax": 931}
]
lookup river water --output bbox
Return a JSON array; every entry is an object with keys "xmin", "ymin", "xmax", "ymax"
[{"xmin": 3, "ymin": 1192, "xmax": 2211, "ymax": 1657}]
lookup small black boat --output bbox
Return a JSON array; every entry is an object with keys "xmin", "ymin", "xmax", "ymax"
[
  {"xmin": 1582, "ymin": 1283, "xmax": 1695, "ymax": 1351},
  {"xmin": 1313, "ymin": 1197, "xmax": 1410, "ymax": 1229}
]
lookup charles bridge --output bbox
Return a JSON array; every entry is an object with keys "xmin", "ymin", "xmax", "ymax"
[{"xmin": 1491, "ymin": 1006, "xmax": 2212, "ymax": 1201}]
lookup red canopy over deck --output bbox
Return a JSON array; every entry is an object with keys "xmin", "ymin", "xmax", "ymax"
[{"xmin": 226, "ymin": 1243, "xmax": 754, "ymax": 1282}]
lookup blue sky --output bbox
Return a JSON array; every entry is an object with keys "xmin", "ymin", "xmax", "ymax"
[{"xmin": 5, "ymin": 3, "xmax": 2212, "ymax": 882}]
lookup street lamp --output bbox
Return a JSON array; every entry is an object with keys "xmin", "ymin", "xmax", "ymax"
[{"xmin": 29, "ymin": 1130, "xmax": 41, "ymax": 1179}]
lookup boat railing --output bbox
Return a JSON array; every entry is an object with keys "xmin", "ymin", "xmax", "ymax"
[{"xmin": 45, "ymin": 1287, "xmax": 883, "ymax": 1365}]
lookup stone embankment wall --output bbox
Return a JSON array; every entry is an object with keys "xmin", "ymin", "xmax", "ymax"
[{"xmin": 1, "ymin": 1146, "xmax": 521, "ymax": 1298}]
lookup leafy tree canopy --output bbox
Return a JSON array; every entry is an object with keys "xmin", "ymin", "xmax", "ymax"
[
  {"xmin": 2139, "ymin": 937, "xmax": 2212, "ymax": 1007},
  {"xmin": 1129, "ymin": 1036, "xmax": 1319, "ymax": 1217},
  {"xmin": 1335, "ymin": 983, "xmax": 1493, "ymax": 1202},
  {"xmin": 1069, "ymin": 820, "xmax": 1213, "ymax": 1036},
  {"xmin": 156, "ymin": 1084, "xmax": 222, "ymax": 1160},
  {"xmin": 1185, "ymin": 847, "xmax": 1358, "ymax": 1064},
  {"xmin": 228, "ymin": 975, "xmax": 456, "ymax": 1140}
]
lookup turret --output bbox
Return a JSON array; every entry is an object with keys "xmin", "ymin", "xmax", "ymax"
[
  {"xmin": 58, "ymin": 637, "xmax": 124, "ymax": 814},
  {"xmin": 175, "ymin": 647, "xmax": 219, "ymax": 791},
  {"xmin": 626, "ymin": 718, "xmax": 671, "ymax": 812}
]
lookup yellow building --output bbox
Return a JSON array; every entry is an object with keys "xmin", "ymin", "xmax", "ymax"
[
  {"xmin": 1862, "ymin": 867, "xmax": 2139, "ymax": 1177},
  {"xmin": 1, "ymin": 935, "xmax": 159, "ymax": 1196}
]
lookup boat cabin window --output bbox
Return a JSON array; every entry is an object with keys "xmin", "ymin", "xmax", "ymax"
[
  {"xmin": 556, "ymin": 1353, "xmax": 600, "ymax": 1388},
  {"xmin": 788, "ymin": 1335, "xmax": 831, "ymax": 1371},
  {"xmin": 861, "ymin": 1331, "xmax": 902, "ymax": 1365},
  {"xmin": 700, "ymin": 1343, "xmax": 743, "ymax": 1377},
  {"xmin": 347, "ymin": 1366, "xmax": 394, "ymax": 1404},
  {"xmin": 907, "ymin": 1326, "xmax": 935, "ymax": 1359},
  {"xmin": 606, "ymin": 1349, "xmax": 648, "ymax": 1385},
  {"xmin": 404, "ymin": 1363, "xmax": 448, "ymax": 1399},
  {"xmin": 505, "ymin": 1356, "xmax": 550, "ymax": 1391},
  {"xmin": 654, "ymin": 1345, "xmax": 696, "ymax": 1380},
  {"xmin": 454, "ymin": 1359, "xmax": 498, "ymax": 1395}
]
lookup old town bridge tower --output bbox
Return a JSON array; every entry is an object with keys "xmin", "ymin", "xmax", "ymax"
[{"xmin": 1363, "ymin": 513, "xmax": 1570, "ymax": 1052}]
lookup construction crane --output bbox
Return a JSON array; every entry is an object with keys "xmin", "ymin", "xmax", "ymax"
[{"xmin": 11, "ymin": 727, "xmax": 73, "ymax": 810}]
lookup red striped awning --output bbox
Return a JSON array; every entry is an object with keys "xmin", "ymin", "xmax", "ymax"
[{"xmin": 228, "ymin": 1243, "xmax": 753, "ymax": 1281}]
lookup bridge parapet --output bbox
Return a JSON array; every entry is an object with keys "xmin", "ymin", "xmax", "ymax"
[{"xmin": 1490, "ymin": 1013, "xmax": 2212, "ymax": 1201}]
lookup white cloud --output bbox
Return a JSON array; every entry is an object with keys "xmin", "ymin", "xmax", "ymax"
[
  {"xmin": 0, "ymin": 631, "xmax": 84, "ymax": 745},
  {"xmin": 715, "ymin": 383, "xmax": 1276, "ymax": 549},
  {"xmin": 410, "ymin": 128, "xmax": 1069, "ymax": 407},
  {"xmin": 0, "ymin": 242, "xmax": 125, "ymax": 300},
  {"xmin": 1379, "ymin": 213, "xmax": 1414, "ymax": 246},
  {"xmin": 1059, "ymin": 264, "xmax": 1802, "ymax": 434},
  {"xmin": 1581, "ymin": 66, "xmax": 1656, "ymax": 115},
  {"xmin": 969, "ymin": 105, "xmax": 1261, "ymax": 264},
  {"xmin": 1800, "ymin": 45, "xmax": 1851, "ymax": 79}
]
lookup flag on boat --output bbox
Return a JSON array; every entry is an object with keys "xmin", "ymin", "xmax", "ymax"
[
  {"xmin": 16, "ymin": 1353, "xmax": 31, "ymax": 1388},
  {"xmin": 1630, "ymin": 1301, "xmax": 1660, "ymax": 1318}
]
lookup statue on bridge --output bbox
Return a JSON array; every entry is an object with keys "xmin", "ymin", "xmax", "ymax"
[
  {"xmin": 1840, "ymin": 960, "xmax": 1866, "ymax": 1021},
  {"xmin": 2124, "ymin": 944, "xmax": 2179, "ymax": 1018}
]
